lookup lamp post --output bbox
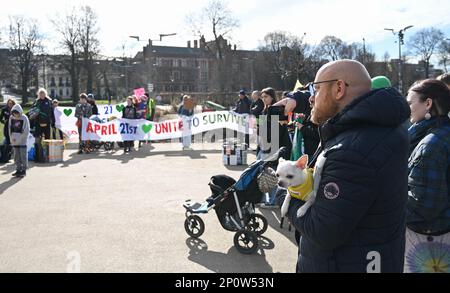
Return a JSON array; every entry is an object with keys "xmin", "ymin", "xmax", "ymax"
[
  {"xmin": 242, "ymin": 57, "xmax": 255, "ymax": 91},
  {"xmin": 385, "ymin": 25, "xmax": 413, "ymax": 94}
]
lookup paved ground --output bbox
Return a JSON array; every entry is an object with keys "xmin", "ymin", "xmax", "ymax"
[{"xmin": 0, "ymin": 142, "xmax": 298, "ymax": 273}]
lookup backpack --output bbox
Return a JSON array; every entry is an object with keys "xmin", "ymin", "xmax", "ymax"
[{"xmin": 0, "ymin": 144, "xmax": 12, "ymax": 163}]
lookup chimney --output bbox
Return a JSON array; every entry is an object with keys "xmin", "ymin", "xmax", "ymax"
[
  {"xmin": 194, "ymin": 40, "xmax": 198, "ymax": 48},
  {"xmin": 187, "ymin": 41, "xmax": 191, "ymax": 48},
  {"xmin": 148, "ymin": 39, "xmax": 153, "ymax": 47},
  {"xmin": 234, "ymin": 44, "xmax": 237, "ymax": 51}
]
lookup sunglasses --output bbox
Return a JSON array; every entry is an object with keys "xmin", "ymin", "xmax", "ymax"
[{"xmin": 308, "ymin": 79, "xmax": 350, "ymax": 96}]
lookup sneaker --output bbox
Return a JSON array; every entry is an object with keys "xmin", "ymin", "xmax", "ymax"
[
  {"xmin": 259, "ymin": 203, "xmax": 279, "ymax": 209},
  {"xmin": 16, "ymin": 171, "xmax": 26, "ymax": 178},
  {"xmin": 12, "ymin": 171, "xmax": 19, "ymax": 177}
]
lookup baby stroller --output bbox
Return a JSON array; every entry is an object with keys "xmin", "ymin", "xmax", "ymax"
[
  {"xmin": 85, "ymin": 116, "xmax": 115, "ymax": 152},
  {"xmin": 183, "ymin": 147, "xmax": 287, "ymax": 254}
]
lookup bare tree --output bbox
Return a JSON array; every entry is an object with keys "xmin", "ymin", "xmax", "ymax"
[
  {"xmin": 259, "ymin": 31, "xmax": 316, "ymax": 89},
  {"xmin": 317, "ymin": 36, "xmax": 346, "ymax": 61},
  {"xmin": 186, "ymin": 0, "xmax": 239, "ymax": 91},
  {"xmin": 408, "ymin": 27, "xmax": 444, "ymax": 78},
  {"xmin": 187, "ymin": 0, "xmax": 239, "ymax": 60},
  {"xmin": 8, "ymin": 16, "xmax": 43, "ymax": 104},
  {"xmin": 438, "ymin": 39, "xmax": 450, "ymax": 73},
  {"xmin": 79, "ymin": 5, "xmax": 100, "ymax": 94},
  {"xmin": 52, "ymin": 7, "xmax": 82, "ymax": 102}
]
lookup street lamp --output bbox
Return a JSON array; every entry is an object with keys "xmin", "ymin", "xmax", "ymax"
[
  {"xmin": 242, "ymin": 57, "xmax": 255, "ymax": 91},
  {"xmin": 385, "ymin": 25, "xmax": 414, "ymax": 94}
]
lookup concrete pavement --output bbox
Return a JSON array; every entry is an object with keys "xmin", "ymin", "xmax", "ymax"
[{"xmin": 0, "ymin": 142, "xmax": 297, "ymax": 273}]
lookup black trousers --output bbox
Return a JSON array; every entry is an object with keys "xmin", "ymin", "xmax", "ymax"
[{"xmin": 35, "ymin": 124, "xmax": 51, "ymax": 140}]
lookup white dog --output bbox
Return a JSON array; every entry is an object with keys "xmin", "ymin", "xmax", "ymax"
[{"xmin": 277, "ymin": 153, "xmax": 327, "ymax": 219}]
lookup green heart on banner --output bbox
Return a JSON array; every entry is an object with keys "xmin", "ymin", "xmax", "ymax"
[
  {"xmin": 116, "ymin": 105, "xmax": 125, "ymax": 112},
  {"xmin": 142, "ymin": 124, "xmax": 153, "ymax": 134},
  {"xmin": 63, "ymin": 109, "xmax": 73, "ymax": 117}
]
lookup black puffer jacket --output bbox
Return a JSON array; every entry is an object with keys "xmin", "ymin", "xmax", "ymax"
[{"xmin": 288, "ymin": 88, "xmax": 411, "ymax": 273}]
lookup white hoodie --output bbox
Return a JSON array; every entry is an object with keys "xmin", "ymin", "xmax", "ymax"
[{"xmin": 8, "ymin": 104, "xmax": 30, "ymax": 147}]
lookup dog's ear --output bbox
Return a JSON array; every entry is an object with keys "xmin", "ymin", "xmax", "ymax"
[
  {"xmin": 278, "ymin": 158, "xmax": 285, "ymax": 163},
  {"xmin": 295, "ymin": 154, "xmax": 309, "ymax": 169}
]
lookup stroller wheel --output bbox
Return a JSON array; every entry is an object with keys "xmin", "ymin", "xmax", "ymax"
[
  {"xmin": 104, "ymin": 142, "xmax": 114, "ymax": 151},
  {"xmin": 246, "ymin": 214, "xmax": 268, "ymax": 236},
  {"xmin": 184, "ymin": 215, "xmax": 205, "ymax": 238},
  {"xmin": 234, "ymin": 230, "xmax": 258, "ymax": 254}
]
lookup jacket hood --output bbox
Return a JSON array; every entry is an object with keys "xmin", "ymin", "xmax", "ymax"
[
  {"xmin": 11, "ymin": 104, "xmax": 23, "ymax": 115},
  {"xmin": 321, "ymin": 88, "xmax": 411, "ymax": 142}
]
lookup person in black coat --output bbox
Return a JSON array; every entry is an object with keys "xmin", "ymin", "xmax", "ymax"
[
  {"xmin": 33, "ymin": 88, "xmax": 55, "ymax": 141},
  {"xmin": 0, "ymin": 99, "xmax": 16, "ymax": 145},
  {"xmin": 122, "ymin": 96, "xmax": 137, "ymax": 153},
  {"xmin": 233, "ymin": 90, "xmax": 252, "ymax": 146},
  {"xmin": 285, "ymin": 90, "xmax": 320, "ymax": 158},
  {"xmin": 287, "ymin": 60, "xmax": 411, "ymax": 273},
  {"xmin": 88, "ymin": 94, "xmax": 99, "ymax": 115}
]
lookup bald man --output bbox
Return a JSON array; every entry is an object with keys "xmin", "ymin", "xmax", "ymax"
[{"xmin": 286, "ymin": 60, "xmax": 411, "ymax": 273}]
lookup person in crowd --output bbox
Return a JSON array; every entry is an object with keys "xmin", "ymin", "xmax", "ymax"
[
  {"xmin": 251, "ymin": 90, "xmax": 264, "ymax": 153},
  {"xmin": 251, "ymin": 90, "xmax": 264, "ymax": 118},
  {"xmin": 9, "ymin": 104, "xmax": 30, "ymax": 178},
  {"xmin": 286, "ymin": 60, "xmax": 410, "ymax": 273},
  {"xmin": 87, "ymin": 94, "xmax": 99, "ymax": 116},
  {"xmin": 437, "ymin": 73, "xmax": 450, "ymax": 89},
  {"xmin": 285, "ymin": 91, "xmax": 319, "ymax": 158},
  {"xmin": 33, "ymin": 88, "xmax": 55, "ymax": 142},
  {"xmin": 136, "ymin": 95, "xmax": 149, "ymax": 148},
  {"xmin": 122, "ymin": 96, "xmax": 137, "ymax": 153},
  {"xmin": 51, "ymin": 99, "xmax": 65, "ymax": 140},
  {"xmin": 233, "ymin": 90, "xmax": 252, "ymax": 146},
  {"xmin": 145, "ymin": 93, "xmax": 156, "ymax": 122},
  {"xmin": 75, "ymin": 93, "xmax": 93, "ymax": 154},
  {"xmin": 178, "ymin": 95, "xmax": 194, "ymax": 151},
  {"xmin": 0, "ymin": 98, "xmax": 16, "ymax": 145},
  {"xmin": 405, "ymin": 79, "xmax": 450, "ymax": 273},
  {"xmin": 259, "ymin": 87, "xmax": 292, "ymax": 208}
]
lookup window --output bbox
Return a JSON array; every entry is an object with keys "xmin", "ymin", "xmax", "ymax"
[
  {"xmin": 66, "ymin": 77, "xmax": 70, "ymax": 86},
  {"xmin": 178, "ymin": 59, "xmax": 182, "ymax": 67},
  {"xmin": 200, "ymin": 60, "xmax": 208, "ymax": 69},
  {"xmin": 50, "ymin": 89, "xmax": 55, "ymax": 98},
  {"xmin": 59, "ymin": 77, "xmax": 63, "ymax": 86},
  {"xmin": 66, "ymin": 88, "xmax": 70, "ymax": 96},
  {"xmin": 59, "ymin": 89, "xmax": 63, "ymax": 97},
  {"xmin": 173, "ymin": 71, "xmax": 180, "ymax": 81},
  {"xmin": 50, "ymin": 77, "xmax": 56, "ymax": 87},
  {"xmin": 201, "ymin": 71, "xmax": 208, "ymax": 81}
]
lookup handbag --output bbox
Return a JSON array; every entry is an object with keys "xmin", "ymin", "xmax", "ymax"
[
  {"xmin": 257, "ymin": 167, "xmax": 278, "ymax": 193},
  {"xmin": 28, "ymin": 107, "xmax": 40, "ymax": 120}
]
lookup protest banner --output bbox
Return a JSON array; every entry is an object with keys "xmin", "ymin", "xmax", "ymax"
[
  {"xmin": 54, "ymin": 103, "xmax": 126, "ymax": 143},
  {"xmin": 81, "ymin": 111, "xmax": 254, "ymax": 142}
]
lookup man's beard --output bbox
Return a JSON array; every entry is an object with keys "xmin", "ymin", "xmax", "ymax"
[{"xmin": 311, "ymin": 93, "xmax": 340, "ymax": 125}]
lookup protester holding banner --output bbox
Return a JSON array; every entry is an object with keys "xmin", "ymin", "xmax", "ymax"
[
  {"xmin": 405, "ymin": 79, "xmax": 450, "ymax": 273},
  {"xmin": 75, "ymin": 93, "xmax": 93, "ymax": 154},
  {"xmin": 51, "ymin": 99, "xmax": 64, "ymax": 140},
  {"xmin": 122, "ymin": 96, "xmax": 138, "ymax": 153},
  {"xmin": 178, "ymin": 95, "xmax": 195, "ymax": 150},
  {"xmin": 145, "ymin": 93, "xmax": 156, "ymax": 122},
  {"xmin": 87, "ymin": 94, "xmax": 99, "ymax": 115}
]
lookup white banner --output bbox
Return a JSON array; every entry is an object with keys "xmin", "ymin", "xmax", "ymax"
[
  {"xmin": 81, "ymin": 111, "xmax": 254, "ymax": 142},
  {"xmin": 54, "ymin": 103, "xmax": 126, "ymax": 143}
]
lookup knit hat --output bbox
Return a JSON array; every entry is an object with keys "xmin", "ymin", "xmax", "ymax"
[{"xmin": 371, "ymin": 76, "xmax": 392, "ymax": 89}]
